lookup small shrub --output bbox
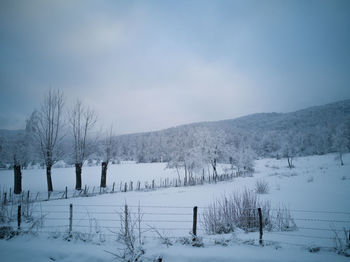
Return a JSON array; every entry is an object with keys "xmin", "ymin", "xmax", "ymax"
[
  {"xmin": 273, "ymin": 206, "xmax": 297, "ymax": 231},
  {"xmin": 0, "ymin": 226, "xmax": 16, "ymax": 239},
  {"xmin": 112, "ymin": 205, "xmax": 145, "ymax": 262},
  {"xmin": 333, "ymin": 228, "xmax": 350, "ymax": 256},
  {"xmin": 202, "ymin": 189, "xmax": 271, "ymax": 234},
  {"xmin": 177, "ymin": 236, "xmax": 191, "ymax": 245},
  {"xmin": 191, "ymin": 235, "xmax": 204, "ymax": 247},
  {"xmin": 255, "ymin": 180, "xmax": 269, "ymax": 194}
]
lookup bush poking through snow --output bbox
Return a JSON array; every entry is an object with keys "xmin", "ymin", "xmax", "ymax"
[
  {"xmin": 273, "ymin": 206, "xmax": 297, "ymax": 231},
  {"xmin": 108, "ymin": 204, "xmax": 145, "ymax": 262},
  {"xmin": 333, "ymin": 228, "xmax": 350, "ymax": 257},
  {"xmin": 255, "ymin": 179, "xmax": 269, "ymax": 194},
  {"xmin": 202, "ymin": 189, "xmax": 271, "ymax": 234},
  {"xmin": 148, "ymin": 226, "xmax": 173, "ymax": 247},
  {"xmin": 0, "ymin": 226, "xmax": 16, "ymax": 239}
]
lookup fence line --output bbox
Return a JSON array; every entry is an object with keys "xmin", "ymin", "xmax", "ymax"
[
  {"xmin": 7, "ymin": 202, "xmax": 348, "ymax": 251},
  {"xmin": 0, "ymin": 170, "xmax": 253, "ymax": 207}
]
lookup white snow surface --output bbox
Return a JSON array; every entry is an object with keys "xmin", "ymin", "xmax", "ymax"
[{"xmin": 0, "ymin": 153, "xmax": 349, "ymax": 261}]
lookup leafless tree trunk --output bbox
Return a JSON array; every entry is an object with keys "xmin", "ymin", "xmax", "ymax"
[
  {"xmin": 69, "ymin": 100, "xmax": 97, "ymax": 190},
  {"xmin": 32, "ymin": 90, "xmax": 65, "ymax": 192},
  {"xmin": 13, "ymin": 154, "xmax": 22, "ymax": 194},
  {"xmin": 75, "ymin": 163, "xmax": 82, "ymax": 189},
  {"xmin": 100, "ymin": 162, "xmax": 107, "ymax": 187},
  {"xmin": 100, "ymin": 127, "xmax": 114, "ymax": 188}
]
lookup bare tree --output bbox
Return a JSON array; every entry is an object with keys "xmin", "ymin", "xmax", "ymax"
[
  {"xmin": 32, "ymin": 90, "xmax": 65, "ymax": 192},
  {"xmin": 100, "ymin": 126, "xmax": 115, "ymax": 188},
  {"xmin": 12, "ymin": 133, "xmax": 27, "ymax": 194},
  {"xmin": 69, "ymin": 100, "xmax": 97, "ymax": 190},
  {"xmin": 203, "ymin": 129, "xmax": 225, "ymax": 181},
  {"xmin": 282, "ymin": 132, "xmax": 297, "ymax": 169},
  {"xmin": 332, "ymin": 123, "xmax": 350, "ymax": 166}
]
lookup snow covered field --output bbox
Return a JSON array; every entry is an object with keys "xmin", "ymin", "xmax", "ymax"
[
  {"xmin": 0, "ymin": 153, "xmax": 349, "ymax": 261},
  {"xmin": 0, "ymin": 162, "xmax": 180, "ymax": 193}
]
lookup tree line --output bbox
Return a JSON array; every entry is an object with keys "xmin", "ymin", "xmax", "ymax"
[
  {"xmin": 3, "ymin": 90, "xmax": 114, "ymax": 194},
  {"xmin": 0, "ymin": 92, "xmax": 349, "ymax": 194}
]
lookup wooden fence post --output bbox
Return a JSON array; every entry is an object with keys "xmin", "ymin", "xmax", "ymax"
[
  {"xmin": 69, "ymin": 203, "xmax": 73, "ymax": 235},
  {"xmin": 258, "ymin": 208, "xmax": 263, "ymax": 245},
  {"xmin": 26, "ymin": 190, "xmax": 30, "ymax": 217},
  {"xmin": 192, "ymin": 206, "xmax": 198, "ymax": 239},
  {"xmin": 65, "ymin": 186, "xmax": 68, "ymax": 199},
  {"xmin": 124, "ymin": 182, "xmax": 127, "ymax": 192},
  {"xmin": 3, "ymin": 192, "xmax": 7, "ymax": 205},
  {"xmin": 17, "ymin": 205, "xmax": 21, "ymax": 231},
  {"xmin": 124, "ymin": 204, "xmax": 128, "ymax": 237},
  {"xmin": 112, "ymin": 182, "xmax": 115, "ymax": 193}
]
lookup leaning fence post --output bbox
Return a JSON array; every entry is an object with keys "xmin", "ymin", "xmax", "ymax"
[
  {"xmin": 17, "ymin": 205, "xmax": 21, "ymax": 231},
  {"xmin": 258, "ymin": 207, "xmax": 263, "ymax": 245},
  {"xmin": 192, "ymin": 206, "xmax": 198, "ymax": 239},
  {"xmin": 69, "ymin": 203, "xmax": 73, "ymax": 235}
]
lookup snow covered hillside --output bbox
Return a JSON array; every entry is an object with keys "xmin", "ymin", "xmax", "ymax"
[{"xmin": 0, "ymin": 153, "xmax": 349, "ymax": 261}]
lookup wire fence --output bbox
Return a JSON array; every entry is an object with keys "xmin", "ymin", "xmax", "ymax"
[
  {"xmin": 6, "ymin": 202, "xmax": 349, "ymax": 250},
  {"xmin": 0, "ymin": 170, "xmax": 253, "ymax": 207}
]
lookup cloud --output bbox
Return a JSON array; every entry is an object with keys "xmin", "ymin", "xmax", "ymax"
[{"xmin": 0, "ymin": 0, "xmax": 349, "ymax": 133}]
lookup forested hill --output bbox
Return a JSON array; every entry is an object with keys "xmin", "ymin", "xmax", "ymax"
[
  {"xmin": 112, "ymin": 99, "xmax": 350, "ymax": 162},
  {"xmin": 0, "ymin": 99, "xmax": 349, "ymax": 167},
  {"xmin": 212, "ymin": 99, "xmax": 349, "ymax": 132}
]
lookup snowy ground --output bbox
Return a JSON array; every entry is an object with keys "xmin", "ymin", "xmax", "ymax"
[
  {"xmin": 0, "ymin": 153, "xmax": 349, "ymax": 261},
  {"xmin": 0, "ymin": 161, "xmax": 181, "ymax": 192}
]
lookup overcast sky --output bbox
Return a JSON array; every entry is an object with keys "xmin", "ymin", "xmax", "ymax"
[{"xmin": 1, "ymin": 0, "xmax": 350, "ymax": 134}]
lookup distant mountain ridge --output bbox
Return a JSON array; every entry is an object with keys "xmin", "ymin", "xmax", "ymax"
[
  {"xmin": 0, "ymin": 99, "xmax": 349, "ymax": 165},
  {"xmin": 109, "ymin": 99, "xmax": 350, "ymax": 162}
]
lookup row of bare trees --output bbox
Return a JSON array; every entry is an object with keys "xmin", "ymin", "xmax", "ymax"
[{"xmin": 14, "ymin": 89, "xmax": 114, "ymax": 193}]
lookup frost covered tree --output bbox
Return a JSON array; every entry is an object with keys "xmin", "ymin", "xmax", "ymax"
[
  {"xmin": 200, "ymin": 128, "xmax": 225, "ymax": 180},
  {"xmin": 166, "ymin": 127, "xmax": 226, "ymax": 184},
  {"xmin": 100, "ymin": 126, "xmax": 115, "ymax": 188},
  {"xmin": 68, "ymin": 100, "xmax": 97, "ymax": 190},
  {"xmin": 281, "ymin": 132, "xmax": 297, "ymax": 169},
  {"xmin": 332, "ymin": 124, "xmax": 350, "ymax": 166},
  {"xmin": 32, "ymin": 90, "xmax": 65, "ymax": 192},
  {"xmin": 228, "ymin": 136, "xmax": 255, "ymax": 173}
]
